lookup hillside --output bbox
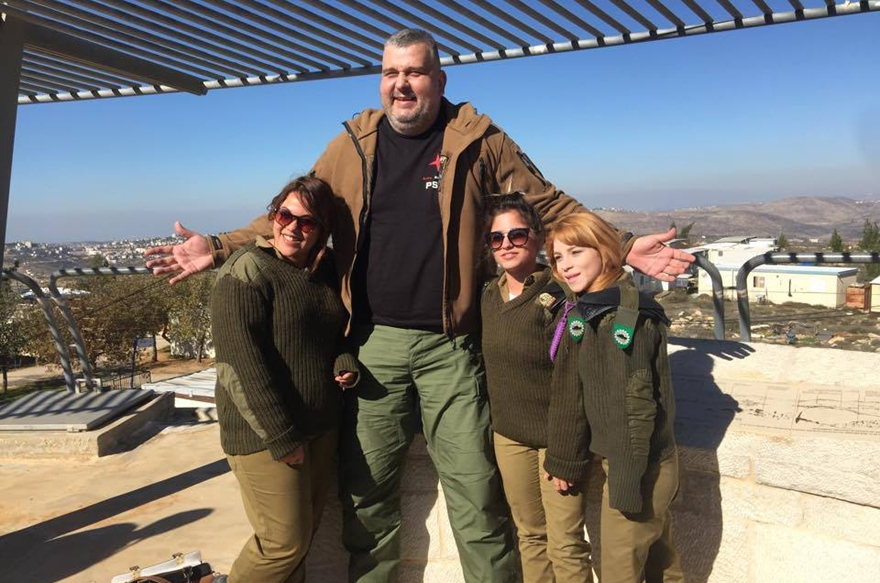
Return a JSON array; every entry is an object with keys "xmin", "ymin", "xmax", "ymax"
[{"xmin": 594, "ymin": 196, "xmax": 880, "ymax": 242}]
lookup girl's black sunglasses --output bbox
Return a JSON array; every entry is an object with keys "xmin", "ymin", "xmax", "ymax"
[{"xmin": 486, "ymin": 228, "xmax": 530, "ymax": 251}]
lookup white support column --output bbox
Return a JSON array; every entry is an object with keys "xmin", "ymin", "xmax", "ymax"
[{"xmin": 0, "ymin": 15, "xmax": 25, "ymax": 268}]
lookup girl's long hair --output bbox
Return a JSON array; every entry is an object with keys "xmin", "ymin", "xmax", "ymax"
[{"xmin": 546, "ymin": 212, "xmax": 624, "ymax": 292}]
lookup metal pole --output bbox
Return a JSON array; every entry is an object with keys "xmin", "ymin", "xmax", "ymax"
[
  {"xmin": 130, "ymin": 337, "xmax": 137, "ymax": 389},
  {"xmin": 0, "ymin": 15, "xmax": 25, "ymax": 270},
  {"xmin": 735, "ymin": 252, "xmax": 880, "ymax": 341},
  {"xmin": 693, "ymin": 254, "xmax": 725, "ymax": 340},
  {"xmin": 1, "ymin": 268, "xmax": 77, "ymax": 391},
  {"xmin": 47, "ymin": 266, "xmax": 154, "ymax": 390}
]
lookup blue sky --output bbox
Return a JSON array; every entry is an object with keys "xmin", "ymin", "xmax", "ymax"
[{"xmin": 8, "ymin": 12, "xmax": 880, "ymax": 243}]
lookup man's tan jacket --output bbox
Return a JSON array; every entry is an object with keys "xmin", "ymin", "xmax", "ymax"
[{"xmin": 208, "ymin": 99, "xmax": 627, "ymax": 336}]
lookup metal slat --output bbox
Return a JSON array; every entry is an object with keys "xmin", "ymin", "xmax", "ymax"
[
  {"xmin": 680, "ymin": 0, "xmax": 715, "ymax": 23},
  {"xmin": 750, "ymin": 0, "xmax": 774, "ymax": 15},
  {"xmin": 199, "ymin": 0, "xmax": 370, "ymax": 66},
  {"xmin": 608, "ymin": 0, "xmax": 658, "ymax": 31},
  {"xmin": 505, "ymin": 0, "xmax": 579, "ymax": 41},
  {"xmin": 19, "ymin": 79, "xmax": 65, "ymax": 95},
  {"xmin": 20, "ymin": 71, "xmax": 86, "ymax": 93},
  {"xmin": 375, "ymin": 0, "xmax": 474, "ymax": 54},
  {"xmin": 34, "ymin": 0, "xmax": 288, "ymax": 76},
  {"xmin": 245, "ymin": 0, "xmax": 384, "ymax": 61},
  {"xmin": 572, "ymin": 0, "xmax": 632, "ymax": 34},
  {"xmin": 437, "ymin": 0, "xmax": 530, "ymax": 47},
  {"xmin": 300, "ymin": 0, "xmax": 391, "ymax": 43},
  {"xmin": 399, "ymin": 0, "xmax": 504, "ymax": 53},
  {"xmin": 69, "ymin": 0, "xmax": 308, "ymax": 74},
  {"xmin": 24, "ymin": 50, "xmax": 140, "ymax": 86},
  {"xmin": 716, "ymin": 0, "xmax": 745, "ymax": 20},
  {"xmin": 336, "ymin": 0, "xmax": 443, "ymax": 51},
  {"xmin": 645, "ymin": 0, "xmax": 687, "ymax": 27},
  {"xmin": 475, "ymin": 1, "xmax": 556, "ymax": 44},
  {"xmin": 788, "ymin": 0, "xmax": 804, "ymax": 10},
  {"xmin": 3, "ymin": 3, "xmax": 231, "ymax": 79},
  {"xmin": 142, "ymin": 0, "xmax": 349, "ymax": 71},
  {"xmin": 19, "ymin": 18, "xmax": 207, "ymax": 94},
  {"xmin": 538, "ymin": 0, "xmax": 606, "ymax": 38},
  {"xmin": 22, "ymin": 61, "xmax": 122, "ymax": 89}
]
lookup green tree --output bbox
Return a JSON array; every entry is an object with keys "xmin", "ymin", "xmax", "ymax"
[
  {"xmin": 829, "ymin": 229, "xmax": 844, "ymax": 253},
  {"xmin": 68, "ymin": 273, "xmax": 169, "ymax": 370},
  {"xmin": 0, "ymin": 279, "xmax": 27, "ymax": 393},
  {"xmin": 859, "ymin": 219, "xmax": 880, "ymax": 250},
  {"xmin": 678, "ymin": 221, "xmax": 695, "ymax": 242},
  {"xmin": 859, "ymin": 219, "xmax": 880, "ymax": 280},
  {"xmin": 165, "ymin": 272, "xmax": 215, "ymax": 362},
  {"xmin": 777, "ymin": 232, "xmax": 789, "ymax": 250}
]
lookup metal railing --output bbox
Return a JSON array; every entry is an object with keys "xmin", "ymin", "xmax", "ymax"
[
  {"xmin": 735, "ymin": 252, "xmax": 880, "ymax": 342},
  {"xmin": 48, "ymin": 266, "xmax": 153, "ymax": 389},
  {"xmin": 693, "ymin": 254, "xmax": 725, "ymax": 341},
  {"xmin": 1, "ymin": 268, "xmax": 76, "ymax": 390},
  {"xmin": 1, "ymin": 266, "xmax": 156, "ymax": 391}
]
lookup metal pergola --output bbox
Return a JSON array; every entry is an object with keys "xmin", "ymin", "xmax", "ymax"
[{"xmin": 1, "ymin": 0, "xmax": 878, "ymax": 267}]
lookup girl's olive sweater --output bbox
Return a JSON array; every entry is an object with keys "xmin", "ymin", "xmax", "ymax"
[
  {"xmin": 544, "ymin": 279, "xmax": 677, "ymax": 514},
  {"xmin": 481, "ymin": 267, "xmax": 565, "ymax": 447},
  {"xmin": 211, "ymin": 239, "xmax": 358, "ymax": 460}
]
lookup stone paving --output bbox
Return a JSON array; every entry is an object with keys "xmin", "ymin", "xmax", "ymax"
[{"xmin": 1, "ymin": 339, "xmax": 879, "ymax": 583}]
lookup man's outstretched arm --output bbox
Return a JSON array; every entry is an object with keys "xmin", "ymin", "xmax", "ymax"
[
  {"xmin": 145, "ymin": 214, "xmax": 273, "ymax": 284},
  {"xmin": 626, "ymin": 227, "xmax": 695, "ymax": 283},
  {"xmin": 144, "ymin": 221, "xmax": 213, "ymax": 285}
]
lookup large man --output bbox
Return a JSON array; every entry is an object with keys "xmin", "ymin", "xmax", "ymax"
[{"xmin": 147, "ymin": 29, "xmax": 693, "ymax": 583}]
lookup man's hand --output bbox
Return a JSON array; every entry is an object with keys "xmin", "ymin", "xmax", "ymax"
[
  {"xmin": 626, "ymin": 227, "xmax": 695, "ymax": 282},
  {"xmin": 335, "ymin": 371, "xmax": 358, "ymax": 389},
  {"xmin": 144, "ymin": 221, "xmax": 213, "ymax": 284},
  {"xmin": 279, "ymin": 445, "xmax": 305, "ymax": 466}
]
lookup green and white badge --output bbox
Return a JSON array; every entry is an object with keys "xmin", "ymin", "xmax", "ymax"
[
  {"xmin": 612, "ymin": 322, "xmax": 634, "ymax": 349},
  {"xmin": 568, "ymin": 315, "xmax": 585, "ymax": 342}
]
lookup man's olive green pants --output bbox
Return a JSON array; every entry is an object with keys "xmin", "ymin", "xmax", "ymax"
[{"xmin": 339, "ymin": 325, "xmax": 519, "ymax": 583}]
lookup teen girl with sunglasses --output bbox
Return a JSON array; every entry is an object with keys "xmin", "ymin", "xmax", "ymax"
[
  {"xmin": 544, "ymin": 212, "xmax": 683, "ymax": 583},
  {"xmin": 480, "ymin": 193, "xmax": 593, "ymax": 582},
  {"xmin": 210, "ymin": 176, "xmax": 358, "ymax": 583}
]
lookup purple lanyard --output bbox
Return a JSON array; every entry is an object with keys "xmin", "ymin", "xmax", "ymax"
[{"xmin": 549, "ymin": 300, "xmax": 576, "ymax": 362}]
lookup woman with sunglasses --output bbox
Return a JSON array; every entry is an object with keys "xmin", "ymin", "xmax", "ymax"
[
  {"xmin": 210, "ymin": 176, "xmax": 358, "ymax": 583},
  {"xmin": 480, "ymin": 193, "xmax": 593, "ymax": 582},
  {"xmin": 544, "ymin": 212, "xmax": 683, "ymax": 583}
]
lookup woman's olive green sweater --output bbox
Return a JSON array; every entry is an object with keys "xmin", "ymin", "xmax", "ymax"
[
  {"xmin": 481, "ymin": 267, "xmax": 565, "ymax": 447},
  {"xmin": 211, "ymin": 240, "xmax": 358, "ymax": 460},
  {"xmin": 544, "ymin": 279, "xmax": 677, "ymax": 514}
]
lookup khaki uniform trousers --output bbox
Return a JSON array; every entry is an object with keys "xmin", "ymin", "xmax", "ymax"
[
  {"xmin": 494, "ymin": 432, "xmax": 593, "ymax": 582},
  {"xmin": 599, "ymin": 451, "xmax": 684, "ymax": 583},
  {"xmin": 227, "ymin": 431, "xmax": 337, "ymax": 583}
]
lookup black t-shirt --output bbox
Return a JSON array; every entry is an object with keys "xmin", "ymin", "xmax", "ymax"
[{"xmin": 352, "ymin": 114, "xmax": 446, "ymax": 329}]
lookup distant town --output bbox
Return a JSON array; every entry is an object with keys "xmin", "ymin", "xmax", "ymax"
[{"xmin": 3, "ymin": 236, "xmax": 179, "ymax": 282}]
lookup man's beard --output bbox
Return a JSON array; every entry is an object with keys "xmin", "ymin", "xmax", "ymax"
[{"xmin": 385, "ymin": 104, "xmax": 433, "ymax": 136}]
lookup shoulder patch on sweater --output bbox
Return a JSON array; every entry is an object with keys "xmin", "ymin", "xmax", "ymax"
[
  {"xmin": 537, "ymin": 279, "xmax": 567, "ymax": 314},
  {"xmin": 220, "ymin": 248, "xmax": 266, "ymax": 285}
]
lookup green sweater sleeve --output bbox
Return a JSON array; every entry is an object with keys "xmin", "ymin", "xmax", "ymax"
[
  {"xmin": 333, "ymin": 334, "xmax": 360, "ymax": 387},
  {"xmin": 599, "ymin": 318, "xmax": 661, "ymax": 514},
  {"xmin": 212, "ymin": 274, "xmax": 303, "ymax": 460},
  {"xmin": 544, "ymin": 337, "xmax": 592, "ymax": 482}
]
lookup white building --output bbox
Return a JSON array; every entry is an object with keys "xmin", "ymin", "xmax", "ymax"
[
  {"xmin": 697, "ymin": 235, "xmax": 778, "ymax": 267},
  {"xmin": 698, "ymin": 264, "xmax": 859, "ymax": 307},
  {"xmin": 870, "ymin": 276, "xmax": 880, "ymax": 313}
]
